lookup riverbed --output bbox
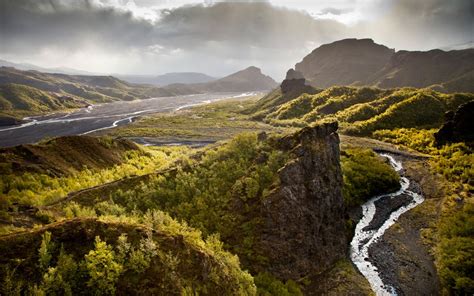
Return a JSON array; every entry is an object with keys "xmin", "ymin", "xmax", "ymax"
[
  {"xmin": 350, "ymin": 154, "xmax": 425, "ymax": 296},
  {"xmin": 0, "ymin": 92, "xmax": 257, "ymax": 147}
]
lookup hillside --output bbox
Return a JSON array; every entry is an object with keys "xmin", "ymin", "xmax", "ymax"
[
  {"xmin": 0, "ymin": 67, "xmax": 185, "ymax": 122},
  {"xmin": 0, "ymin": 217, "xmax": 255, "ymax": 295},
  {"xmin": 0, "ymin": 136, "xmax": 141, "ymax": 176},
  {"xmin": 254, "ymin": 84, "xmax": 474, "ymax": 135},
  {"xmin": 294, "ymin": 39, "xmax": 474, "ymax": 93},
  {"xmin": 1, "ymin": 123, "xmax": 399, "ymax": 294},
  {"xmin": 163, "ymin": 66, "xmax": 278, "ymax": 93}
]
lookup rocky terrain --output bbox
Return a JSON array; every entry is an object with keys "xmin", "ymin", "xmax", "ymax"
[{"xmin": 252, "ymin": 122, "xmax": 347, "ymax": 279}]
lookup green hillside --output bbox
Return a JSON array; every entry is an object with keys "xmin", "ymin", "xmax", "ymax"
[
  {"xmin": 0, "ymin": 217, "xmax": 255, "ymax": 295},
  {"xmin": 0, "ymin": 67, "xmax": 187, "ymax": 121},
  {"xmin": 256, "ymin": 86, "xmax": 473, "ymax": 135}
]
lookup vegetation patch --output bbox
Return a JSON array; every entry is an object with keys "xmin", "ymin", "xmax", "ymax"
[
  {"xmin": 340, "ymin": 147, "xmax": 400, "ymax": 208},
  {"xmin": 0, "ymin": 216, "xmax": 256, "ymax": 295}
]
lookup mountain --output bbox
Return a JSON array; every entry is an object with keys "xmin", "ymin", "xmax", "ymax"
[
  {"xmin": 163, "ymin": 66, "xmax": 278, "ymax": 93},
  {"xmin": 118, "ymin": 72, "xmax": 217, "ymax": 86},
  {"xmin": 294, "ymin": 38, "xmax": 474, "ymax": 93},
  {"xmin": 295, "ymin": 39, "xmax": 394, "ymax": 88},
  {"xmin": 0, "ymin": 59, "xmax": 99, "ymax": 75}
]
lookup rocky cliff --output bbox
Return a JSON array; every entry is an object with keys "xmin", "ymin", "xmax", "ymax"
[
  {"xmin": 293, "ymin": 38, "xmax": 474, "ymax": 93},
  {"xmin": 295, "ymin": 39, "xmax": 394, "ymax": 88},
  {"xmin": 252, "ymin": 122, "xmax": 347, "ymax": 280},
  {"xmin": 435, "ymin": 100, "xmax": 474, "ymax": 146}
]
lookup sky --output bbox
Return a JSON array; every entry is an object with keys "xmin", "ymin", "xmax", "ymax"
[{"xmin": 0, "ymin": 0, "xmax": 473, "ymax": 80}]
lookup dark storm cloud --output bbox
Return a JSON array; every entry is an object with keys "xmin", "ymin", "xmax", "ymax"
[
  {"xmin": 0, "ymin": 0, "xmax": 156, "ymax": 53},
  {"xmin": 0, "ymin": 0, "xmax": 472, "ymax": 77},
  {"xmin": 155, "ymin": 2, "xmax": 347, "ymax": 49},
  {"xmin": 0, "ymin": 0, "xmax": 346, "ymax": 54}
]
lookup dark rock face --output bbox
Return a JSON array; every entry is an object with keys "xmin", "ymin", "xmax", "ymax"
[
  {"xmin": 435, "ymin": 100, "xmax": 474, "ymax": 146},
  {"xmin": 280, "ymin": 69, "xmax": 306, "ymax": 94},
  {"xmin": 256, "ymin": 122, "xmax": 347, "ymax": 280},
  {"xmin": 293, "ymin": 38, "xmax": 474, "ymax": 92},
  {"xmin": 280, "ymin": 68, "xmax": 319, "ymax": 100},
  {"xmin": 295, "ymin": 38, "xmax": 394, "ymax": 88}
]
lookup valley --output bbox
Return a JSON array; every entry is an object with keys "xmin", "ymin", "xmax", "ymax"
[
  {"xmin": 0, "ymin": 92, "xmax": 260, "ymax": 147},
  {"xmin": 0, "ymin": 35, "xmax": 472, "ymax": 295}
]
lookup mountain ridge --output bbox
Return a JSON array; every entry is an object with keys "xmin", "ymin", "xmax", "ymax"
[{"xmin": 294, "ymin": 38, "xmax": 474, "ymax": 93}]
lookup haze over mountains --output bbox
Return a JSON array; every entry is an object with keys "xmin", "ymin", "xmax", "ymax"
[
  {"xmin": 294, "ymin": 39, "xmax": 474, "ymax": 93},
  {"xmin": 118, "ymin": 72, "xmax": 217, "ymax": 87},
  {"xmin": 163, "ymin": 66, "xmax": 278, "ymax": 93}
]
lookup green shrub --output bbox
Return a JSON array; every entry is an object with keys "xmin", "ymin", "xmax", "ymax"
[
  {"xmin": 85, "ymin": 236, "xmax": 123, "ymax": 295},
  {"xmin": 254, "ymin": 272, "xmax": 303, "ymax": 296},
  {"xmin": 341, "ymin": 148, "xmax": 400, "ymax": 207}
]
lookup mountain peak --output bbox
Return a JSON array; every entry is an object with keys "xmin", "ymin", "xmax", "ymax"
[{"xmin": 242, "ymin": 66, "xmax": 262, "ymax": 73}]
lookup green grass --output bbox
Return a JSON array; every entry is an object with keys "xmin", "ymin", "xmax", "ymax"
[{"xmin": 107, "ymin": 97, "xmax": 286, "ymax": 141}]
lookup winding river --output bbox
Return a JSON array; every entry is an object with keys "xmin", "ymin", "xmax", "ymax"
[{"xmin": 350, "ymin": 153, "xmax": 425, "ymax": 295}]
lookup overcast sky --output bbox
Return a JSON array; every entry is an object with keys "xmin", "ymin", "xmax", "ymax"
[{"xmin": 0, "ymin": 0, "xmax": 473, "ymax": 79}]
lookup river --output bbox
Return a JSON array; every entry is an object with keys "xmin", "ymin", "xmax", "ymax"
[
  {"xmin": 350, "ymin": 153, "xmax": 425, "ymax": 296},
  {"xmin": 0, "ymin": 92, "xmax": 257, "ymax": 147}
]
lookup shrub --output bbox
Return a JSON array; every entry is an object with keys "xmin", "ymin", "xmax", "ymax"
[{"xmin": 85, "ymin": 236, "xmax": 123, "ymax": 295}]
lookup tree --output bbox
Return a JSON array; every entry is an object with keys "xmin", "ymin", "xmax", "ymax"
[{"xmin": 85, "ymin": 236, "xmax": 123, "ymax": 295}]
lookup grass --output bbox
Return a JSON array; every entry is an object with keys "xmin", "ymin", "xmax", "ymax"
[{"xmin": 106, "ymin": 96, "xmax": 288, "ymax": 142}]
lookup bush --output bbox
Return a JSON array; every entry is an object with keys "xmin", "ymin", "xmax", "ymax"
[
  {"xmin": 85, "ymin": 236, "xmax": 123, "ymax": 295},
  {"xmin": 254, "ymin": 272, "xmax": 303, "ymax": 296},
  {"xmin": 341, "ymin": 148, "xmax": 400, "ymax": 207}
]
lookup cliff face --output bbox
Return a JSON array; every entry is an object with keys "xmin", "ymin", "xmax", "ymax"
[
  {"xmin": 372, "ymin": 49, "xmax": 474, "ymax": 90},
  {"xmin": 293, "ymin": 38, "xmax": 474, "ymax": 93},
  {"xmin": 255, "ymin": 122, "xmax": 347, "ymax": 279},
  {"xmin": 295, "ymin": 38, "xmax": 394, "ymax": 88}
]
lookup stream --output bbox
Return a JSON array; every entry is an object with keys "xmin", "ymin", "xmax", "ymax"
[{"xmin": 350, "ymin": 153, "xmax": 425, "ymax": 295}]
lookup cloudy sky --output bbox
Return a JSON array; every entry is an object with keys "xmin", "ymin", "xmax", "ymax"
[{"xmin": 0, "ymin": 0, "xmax": 473, "ymax": 79}]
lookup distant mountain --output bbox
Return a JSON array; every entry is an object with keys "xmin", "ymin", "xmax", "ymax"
[
  {"xmin": 164, "ymin": 66, "xmax": 278, "ymax": 93},
  {"xmin": 293, "ymin": 38, "xmax": 474, "ymax": 93},
  {"xmin": 0, "ymin": 67, "xmax": 186, "ymax": 123},
  {"xmin": 118, "ymin": 72, "xmax": 217, "ymax": 86},
  {"xmin": 0, "ymin": 59, "xmax": 100, "ymax": 75}
]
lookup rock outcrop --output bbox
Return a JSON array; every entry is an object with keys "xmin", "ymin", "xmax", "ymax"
[
  {"xmin": 255, "ymin": 122, "xmax": 347, "ymax": 280},
  {"xmin": 435, "ymin": 100, "xmax": 474, "ymax": 146}
]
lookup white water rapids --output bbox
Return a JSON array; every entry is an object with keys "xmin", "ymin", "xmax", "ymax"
[{"xmin": 350, "ymin": 153, "xmax": 425, "ymax": 296}]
